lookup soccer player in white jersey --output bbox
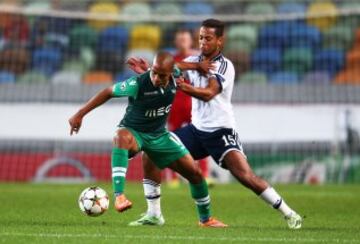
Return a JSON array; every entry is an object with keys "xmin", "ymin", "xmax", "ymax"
[{"xmin": 128, "ymin": 19, "xmax": 302, "ymax": 229}]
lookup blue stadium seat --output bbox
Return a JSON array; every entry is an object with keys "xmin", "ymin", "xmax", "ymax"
[
  {"xmin": 258, "ymin": 22, "xmax": 290, "ymax": 49},
  {"xmin": 32, "ymin": 48, "xmax": 62, "ymax": 76},
  {"xmin": 183, "ymin": 2, "xmax": 214, "ymax": 29},
  {"xmin": 32, "ymin": 17, "xmax": 76, "ymax": 35},
  {"xmin": 0, "ymin": 71, "xmax": 15, "ymax": 83},
  {"xmin": 269, "ymin": 71, "xmax": 299, "ymax": 84},
  {"xmin": 251, "ymin": 48, "xmax": 282, "ymax": 74},
  {"xmin": 276, "ymin": 2, "xmax": 306, "ymax": 14},
  {"xmin": 313, "ymin": 49, "xmax": 345, "ymax": 77},
  {"xmin": 287, "ymin": 23, "xmax": 321, "ymax": 49},
  {"xmin": 97, "ymin": 26, "xmax": 128, "ymax": 52}
]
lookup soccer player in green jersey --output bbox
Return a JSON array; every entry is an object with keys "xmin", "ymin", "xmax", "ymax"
[{"xmin": 68, "ymin": 51, "xmax": 226, "ymax": 227}]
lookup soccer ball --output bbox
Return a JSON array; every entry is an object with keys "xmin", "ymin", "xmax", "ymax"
[{"xmin": 78, "ymin": 186, "xmax": 109, "ymax": 217}]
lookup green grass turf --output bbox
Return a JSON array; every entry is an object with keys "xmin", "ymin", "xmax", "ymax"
[{"xmin": 0, "ymin": 183, "xmax": 359, "ymax": 243}]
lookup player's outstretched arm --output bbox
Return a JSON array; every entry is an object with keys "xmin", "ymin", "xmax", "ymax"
[
  {"xmin": 126, "ymin": 57, "xmax": 214, "ymax": 75},
  {"xmin": 69, "ymin": 87, "xmax": 113, "ymax": 135},
  {"xmin": 176, "ymin": 76, "xmax": 220, "ymax": 102},
  {"xmin": 176, "ymin": 60, "xmax": 215, "ymax": 75}
]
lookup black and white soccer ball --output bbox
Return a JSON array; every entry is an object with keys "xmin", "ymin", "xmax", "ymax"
[{"xmin": 78, "ymin": 186, "xmax": 109, "ymax": 217}]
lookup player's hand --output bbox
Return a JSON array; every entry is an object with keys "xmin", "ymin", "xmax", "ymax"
[
  {"xmin": 175, "ymin": 76, "xmax": 186, "ymax": 90},
  {"xmin": 126, "ymin": 57, "xmax": 149, "ymax": 74},
  {"xmin": 198, "ymin": 60, "xmax": 216, "ymax": 76},
  {"xmin": 69, "ymin": 113, "xmax": 83, "ymax": 136}
]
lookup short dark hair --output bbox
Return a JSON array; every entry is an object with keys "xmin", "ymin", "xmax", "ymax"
[{"xmin": 201, "ymin": 19, "xmax": 225, "ymax": 37}]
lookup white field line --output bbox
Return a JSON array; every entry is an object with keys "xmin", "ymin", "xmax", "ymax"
[{"xmin": 0, "ymin": 232, "xmax": 358, "ymax": 243}]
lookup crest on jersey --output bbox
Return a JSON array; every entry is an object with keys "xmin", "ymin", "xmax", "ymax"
[{"xmin": 120, "ymin": 82, "xmax": 126, "ymax": 90}]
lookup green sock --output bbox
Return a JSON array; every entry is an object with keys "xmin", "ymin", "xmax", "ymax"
[
  {"xmin": 190, "ymin": 180, "xmax": 211, "ymax": 222},
  {"xmin": 111, "ymin": 148, "xmax": 128, "ymax": 195}
]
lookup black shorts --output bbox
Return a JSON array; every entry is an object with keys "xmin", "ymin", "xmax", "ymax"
[{"xmin": 172, "ymin": 124, "xmax": 245, "ymax": 169}]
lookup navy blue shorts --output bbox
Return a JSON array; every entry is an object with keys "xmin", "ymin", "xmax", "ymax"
[{"xmin": 172, "ymin": 124, "xmax": 245, "ymax": 169}]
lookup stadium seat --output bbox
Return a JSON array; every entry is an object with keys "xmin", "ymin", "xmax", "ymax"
[
  {"xmin": 69, "ymin": 25, "xmax": 98, "ymax": 51},
  {"xmin": 337, "ymin": 2, "xmax": 360, "ymax": 32},
  {"xmin": 153, "ymin": 3, "xmax": 181, "ymax": 30},
  {"xmin": 88, "ymin": 2, "xmax": 120, "ymax": 31},
  {"xmin": 238, "ymin": 71, "xmax": 267, "ymax": 84},
  {"xmin": 32, "ymin": 16, "xmax": 76, "ymax": 35},
  {"xmin": 307, "ymin": 1, "xmax": 338, "ymax": 31},
  {"xmin": 97, "ymin": 26, "xmax": 128, "ymax": 52},
  {"xmin": 121, "ymin": 2, "xmax": 151, "ymax": 28},
  {"xmin": 183, "ymin": 2, "xmax": 214, "ymax": 29},
  {"xmin": 258, "ymin": 22, "xmax": 290, "ymax": 49},
  {"xmin": 0, "ymin": 47, "xmax": 29, "ymax": 75},
  {"xmin": 24, "ymin": 1, "xmax": 50, "ymax": 11},
  {"xmin": 269, "ymin": 71, "xmax": 299, "ymax": 84},
  {"xmin": 32, "ymin": 48, "xmax": 62, "ymax": 76},
  {"xmin": 226, "ymin": 24, "xmax": 257, "ymax": 53},
  {"xmin": 283, "ymin": 47, "xmax": 313, "ymax": 76},
  {"xmin": 323, "ymin": 24, "xmax": 353, "ymax": 51},
  {"xmin": 43, "ymin": 32, "xmax": 69, "ymax": 51},
  {"xmin": 121, "ymin": 2, "xmax": 151, "ymax": 17},
  {"xmin": 302, "ymin": 71, "xmax": 331, "ymax": 84},
  {"xmin": 276, "ymin": 2, "xmax": 306, "ymax": 14},
  {"xmin": 62, "ymin": 60, "xmax": 88, "ymax": 75},
  {"xmin": 346, "ymin": 50, "xmax": 360, "ymax": 70},
  {"xmin": 130, "ymin": 25, "xmax": 161, "ymax": 50},
  {"xmin": 244, "ymin": 2, "xmax": 275, "ymax": 28},
  {"xmin": 0, "ymin": 71, "xmax": 15, "ymax": 83},
  {"xmin": 3, "ymin": 14, "xmax": 29, "ymax": 44},
  {"xmin": 251, "ymin": 48, "xmax": 282, "ymax": 75},
  {"xmin": 57, "ymin": 0, "xmax": 88, "ymax": 11},
  {"xmin": 313, "ymin": 49, "xmax": 345, "ymax": 77},
  {"xmin": 17, "ymin": 71, "xmax": 47, "ymax": 83},
  {"xmin": 334, "ymin": 70, "xmax": 360, "ymax": 85},
  {"xmin": 214, "ymin": 2, "xmax": 244, "ymax": 15},
  {"xmin": 83, "ymin": 71, "xmax": 113, "ymax": 85},
  {"xmin": 287, "ymin": 22, "xmax": 321, "ymax": 49},
  {"xmin": 51, "ymin": 70, "xmax": 82, "ymax": 85},
  {"xmin": 244, "ymin": 2, "xmax": 275, "ymax": 15}
]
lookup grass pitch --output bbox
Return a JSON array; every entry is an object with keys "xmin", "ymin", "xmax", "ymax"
[{"xmin": 0, "ymin": 183, "xmax": 359, "ymax": 243}]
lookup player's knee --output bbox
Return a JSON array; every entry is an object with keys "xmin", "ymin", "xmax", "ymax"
[
  {"xmin": 186, "ymin": 167, "xmax": 204, "ymax": 184},
  {"xmin": 113, "ymin": 130, "xmax": 133, "ymax": 148}
]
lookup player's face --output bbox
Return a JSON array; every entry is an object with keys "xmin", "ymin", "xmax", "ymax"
[
  {"xmin": 150, "ymin": 64, "xmax": 172, "ymax": 88},
  {"xmin": 199, "ymin": 27, "xmax": 222, "ymax": 56},
  {"xmin": 175, "ymin": 32, "xmax": 193, "ymax": 52}
]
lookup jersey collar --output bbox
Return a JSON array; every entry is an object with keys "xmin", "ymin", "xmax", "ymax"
[{"xmin": 199, "ymin": 52, "xmax": 223, "ymax": 62}]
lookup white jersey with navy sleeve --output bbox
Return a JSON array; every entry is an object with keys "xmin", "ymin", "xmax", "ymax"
[{"xmin": 183, "ymin": 54, "xmax": 236, "ymax": 132}]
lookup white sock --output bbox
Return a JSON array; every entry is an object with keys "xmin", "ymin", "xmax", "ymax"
[
  {"xmin": 259, "ymin": 187, "xmax": 293, "ymax": 217},
  {"xmin": 143, "ymin": 179, "xmax": 161, "ymax": 217}
]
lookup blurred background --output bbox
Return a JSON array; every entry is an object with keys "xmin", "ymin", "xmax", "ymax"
[{"xmin": 0, "ymin": 0, "xmax": 360, "ymax": 184}]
